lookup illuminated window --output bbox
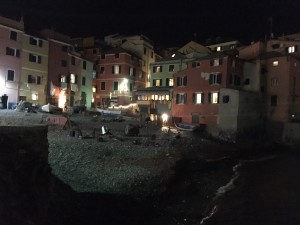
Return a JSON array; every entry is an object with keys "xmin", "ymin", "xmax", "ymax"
[
  {"xmin": 210, "ymin": 59, "xmax": 222, "ymax": 66},
  {"xmin": 92, "ymin": 85, "xmax": 96, "ymax": 93},
  {"xmin": 32, "ymin": 93, "xmax": 38, "ymax": 101},
  {"xmin": 60, "ymin": 75, "xmax": 67, "ymax": 83},
  {"xmin": 209, "ymin": 92, "xmax": 219, "ymax": 104},
  {"xmin": 166, "ymin": 78, "xmax": 174, "ymax": 86},
  {"xmin": 153, "ymin": 66, "xmax": 162, "ymax": 73},
  {"xmin": 288, "ymin": 46, "xmax": 297, "ymax": 53},
  {"xmin": 153, "ymin": 79, "xmax": 162, "ymax": 86},
  {"xmin": 273, "ymin": 61, "xmax": 279, "ymax": 66},
  {"xmin": 70, "ymin": 74, "xmax": 76, "ymax": 84},
  {"xmin": 112, "ymin": 65, "xmax": 121, "ymax": 74},
  {"xmin": 216, "ymin": 46, "xmax": 222, "ymax": 51},
  {"xmin": 192, "ymin": 93, "xmax": 204, "ymax": 104}
]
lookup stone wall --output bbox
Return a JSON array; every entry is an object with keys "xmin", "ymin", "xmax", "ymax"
[{"xmin": 0, "ymin": 125, "xmax": 51, "ymax": 225}]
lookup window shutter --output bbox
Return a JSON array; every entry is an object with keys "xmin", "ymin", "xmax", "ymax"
[
  {"xmin": 152, "ymin": 80, "xmax": 155, "ymax": 86},
  {"xmin": 177, "ymin": 77, "xmax": 180, "ymax": 86},
  {"xmin": 217, "ymin": 93, "xmax": 220, "ymax": 103},
  {"xmin": 37, "ymin": 76, "xmax": 41, "ymax": 85},
  {"xmin": 58, "ymin": 74, "xmax": 61, "ymax": 83},
  {"xmin": 75, "ymin": 74, "xmax": 78, "ymax": 84},
  {"xmin": 208, "ymin": 93, "xmax": 211, "ymax": 104},
  {"xmin": 67, "ymin": 74, "xmax": 70, "ymax": 83},
  {"xmin": 28, "ymin": 75, "xmax": 31, "ymax": 83},
  {"xmin": 209, "ymin": 74, "xmax": 213, "ymax": 84},
  {"xmin": 184, "ymin": 93, "xmax": 187, "ymax": 104},
  {"xmin": 112, "ymin": 66, "xmax": 114, "ymax": 74},
  {"xmin": 217, "ymin": 73, "xmax": 222, "ymax": 84},
  {"xmin": 183, "ymin": 76, "xmax": 187, "ymax": 86},
  {"xmin": 119, "ymin": 65, "xmax": 121, "ymax": 74},
  {"xmin": 16, "ymin": 49, "xmax": 20, "ymax": 58},
  {"xmin": 192, "ymin": 93, "xmax": 195, "ymax": 103},
  {"xmin": 38, "ymin": 56, "xmax": 42, "ymax": 64},
  {"xmin": 39, "ymin": 40, "xmax": 43, "ymax": 47},
  {"xmin": 160, "ymin": 79, "xmax": 162, "ymax": 86},
  {"xmin": 176, "ymin": 94, "xmax": 179, "ymax": 104},
  {"xmin": 219, "ymin": 59, "xmax": 222, "ymax": 65}
]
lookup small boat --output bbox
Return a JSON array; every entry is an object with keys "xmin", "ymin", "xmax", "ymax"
[
  {"xmin": 174, "ymin": 122, "xmax": 198, "ymax": 131},
  {"xmin": 41, "ymin": 103, "xmax": 56, "ymax": 113},
  {"xmin": 96, "ymin": 108, "xmax": 122, "ymax": 115}
]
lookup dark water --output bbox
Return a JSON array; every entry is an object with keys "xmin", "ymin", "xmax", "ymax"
[{"xmin": 203, "ymin": 150, "xmax": 300, "ymax": 225}]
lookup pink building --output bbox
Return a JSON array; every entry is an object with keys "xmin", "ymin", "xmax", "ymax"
[
  {"xmin": 172, "ymin": 52, "xmax": 243, "ymax": 126},
  {"xmin": 94, "ymin": 47, "xmax": 145, "ymax": 107},
  {"xmin": 0, "ymin": 16, "xmax": 24, "ymax": 108}
]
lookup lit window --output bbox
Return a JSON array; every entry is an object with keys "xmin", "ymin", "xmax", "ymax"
[
  {"xmin": 70, "ymin": 74, "xmax": 76, "ymax": 84},
  {"xmin": 113, "ymin": 65, "xmax": 121, "ymax": 74},
  {"xmin": 288, "ymin": 46, "xmax": 297, "ymax": 53},
  {"xmin": 273, "ymin": 61, "xmax": 279, "ymax": 66},
  {"xmin": 153, "ymin": 66, "xmax": 162, "ymax": 73},
  {"xmin": 60, "ymin": 75, "xmax": 67, "ymax": 83},
  {"xmin": 153, "ymin": 79, "xmax": 162, "ymax": 86},
  {"xmin": 209, "ymin": 92, "xmax": 219, "ymax": 104},
  {"xmin": 32, "ymin": 93, "xmax": 38, "ymax": 101},
  {"xmin": 193, "ymin": 93, "xmax": 204, "ymax": 104},
  {"xmin": 167, "ymin": 78, "xmax": 174, "ymax": 86},
  {"xmin": 210, "ymin": 59, "xmax": 222, "ymax": 66},
  {"xmin": 216, "ymin": 46, "xmax": 222, "ymax": 51},
  {"xmin": 92, "ymin": 86, "xmax": 96, "ymax": 92}
]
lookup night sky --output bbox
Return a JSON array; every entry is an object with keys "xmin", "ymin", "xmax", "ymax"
[{"xmin": 1, "ymin": 0, "xmax": 300, "ymax": 47}]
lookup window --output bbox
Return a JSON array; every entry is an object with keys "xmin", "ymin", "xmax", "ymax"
[
  {"xmin": 83, "ymin": 61, "xmax": 87, "ymax": 69},
  {"xmin": 71, "ymin": 57, "xmax": 75, "ymax": 65},
  {"xmin": 244, "ymin": 78, "xmax": 250, "ymax": 85},
  {"xmin": 82, "ymin": 77, "xmax": 86, "ymax": 86},
  {"xmin": 216, "ymin": 46, "xmax": 222, "ymax": 51},
  {"xmin": 288, "ymin": 46, "xmax": 297, "ymax": 53},
  {"xmin": 60, "ymin": 75, "xmax": 67, "ymax": 83},
  {"xmin": 28, "ymin": 75, "xmax": 36, "ymax": 84},
  {"xmin": 129, "ymin": 67, "xmax": 133, "ymax": 76},
  {"xmin": 230, "ymin": 74, "xmax": 240, "ymax": 86},
  {"xmin": 271, "ymin": 77, "xmax": 278, "ymax": 86},
  {"xmin": 144, "ymin": 47, "xmax": 147, "ymax": 55},
  {"xmin": 169, "ymin": 65, "xmax": 175, "ymax": 72},
  {"xmin": 29, "ymin": 53, "xmax": 41, "ymax": 64},
  {"xmin": 177, "ymin": 76, "xmax": 187, "ymax": 86},
  {"xmin": 208, "ymin": 92, "xmax": 219, "ymax": 104},
  {"xmin": 209, "ymin": 73, "xmax": 222, "ymax": 85},
  {"xmin": 113, "ymin": 81, "xmax": 119, "ymax": 91},
  {"xmin": 92, "ymin": 85, "xmax": 97, "ymax": 93},
  {"xmin": 210, "ymin": 58, "xmax": 222, "ymax": 66},
  {"xmin": 151, "ymin": 51, "xmax": 154, "ymax": 58},
  {"xmin": 153, "ymin": 66, "xmax": 162, "ymax": 73},
  {"xmin": 192, "ymin": 61, "xmax": 200, "ymax": 68},
  {"xmin": 130, "ymin": 83, "xmax": 133, "ymax": 92},
  {"xmin": 166, "ymin": 78, "xmax": 174, "ymax": 86},
  {"xmin": 153, "ymin": 79, "xmax": 162, "ymax": 87},
  {"xmin": 29, "ymin": 37, "xmax": 43, "ymax": 47},
  {"xmin": 115, "ymin": 53, "xmax": 119, "ymax": 58},
  {"xmin": 32, "ymin": 93, "xmax": 38, "ymax": 101},
  {"xmin": 61, "ymin": 46, "xmax": 68, "ymax": 52},
  {"xmin": 112, "ymin": 65, "xmax": 121, "ymax": 74},
  {"xmin": 192, "ymin": 93, "xmax": 204, "ymax": 104},
  {"xmin": 101, "ymin": 53, "xmax": 105, "ymax": 59},
  {"xmin": 70, "ymin": 74, "xmax": 76, "ymax": 84},
  {"xmin": 61, "ymin": 60, "xmax": 67, "ymax": 67},
  {"xmin": 6, "ymin": 47, "xmax": 20, "ymax": 57},
  {"xmin": 223, "ymin": 95, "xmax": 230, "ymax": 103},
  {"xmin": 100, "ymin": 66, "xmax": 105, "ymax": 74},
  {"xmin": 176, "ymin": 93, "xmax": 186, "ymax": 104},
  {"xmin": 271, "ymin": 95, "xmax": 277, "ymax": 106},
  {"xmin": 10, "ymin": 31, "xmax": 17, "ymax": 40},
  {"xmin": 7, "ymin": 70, "xmax": 14, "ymax": 81},
  {"xmin": 273, "ymin": 61, "xmax": 279, "ymax": 66},
  {"xmin": 101, "ymin": 82, "xmax": 106, "ymax": 90}
]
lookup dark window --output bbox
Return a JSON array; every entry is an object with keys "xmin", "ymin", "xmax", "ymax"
[
  {"xmin": 209, "ymin": 73, "xmax": 222, "ymax": 84},
  {"xmin": 176, "ymin": 93, "xmax": 186, "ymax": 104},
  {"xmin": 71, "ymin": 56, "xmax": 75, "ymax": 65},
  {"xmin": 115, "ymin": 53, "xmax": 119, "ymax": 58},
  {"xmin": 101, "ymin": 53, "xmax": 105, "ymax": 59},
  {"xmin": 113, "ymin": 81, "xmax": 118, "ymax": 90},
  {"xmin": 271, "ymin": 95, "xmax": 277, "ymax": 106},
  {"xmin": 82, "ymin": 77, "xmax": 86, "ymax": 86},
  {"xmin": 83, "ymin": 61, "xmax": 87, "ymax": 69},
  {"xmin": 10, "ymin": 31, "xmax": 17, "ymax": 40},
  {"xmin": 28, "ymin": 75, "xmax": 36, "ymax": 83},
  {"xmin": 177, "ymin": 76, "xmax": 187, "ymax": 86},
  {"xmin": 101, "ymin": 82, "xmax": 106, "ymax": 90},
  {"xmin": 223, "ymin": 95, "xmax": 230, "ymax": 103},
  {"xmin": 130, "ymin": 83, "xmax": 133, "ymax": 92},
  {"xmin": 169, "ymin": 65, "xmax": 175, "ymax": 72},
  {"xmin": 7, "ymin": 70, "xmax": 14, "ymax": 81},
  {"xmin": 244, "ymin": 78, "xmax": 250, "ymax": 85},
  {"xmin": 29, "ymin": 54, "xmax": 41, "ymax": 63},
  {"xmin": 100, "ymin": 67, "xmax": 105, "ymax": 74},
  {"xmin": 37, "ymin": 76, "xmax": 41, "ymax": 85}
]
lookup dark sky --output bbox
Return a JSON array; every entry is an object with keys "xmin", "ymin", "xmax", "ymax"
[{"xmin": 1, "ymin": 0, "xmax": 300, "ymax": 47}]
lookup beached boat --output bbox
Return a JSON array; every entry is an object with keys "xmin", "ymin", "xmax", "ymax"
[
  {"xmin": 174, "ymin": 122, "xmax": 198, "ymax": 131},
  {"xmin": 96, "ymin": 108, "xmax": 122, "ymax": 115},
  {"xmin": 41, "ymin": 103, "xmax": 56, "ymax": 113}
]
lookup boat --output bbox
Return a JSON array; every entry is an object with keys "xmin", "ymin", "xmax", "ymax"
[
  {"xmin": 96, "ymin": 108, "xmax": 122, "ymax": 115},
  {"xmin": 174, "ymin": 122, "xmax": 198, "ymax": 131},
  {"xmin": 41, "ymin": 103, "xmax": 56, "ymax": 113}
]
